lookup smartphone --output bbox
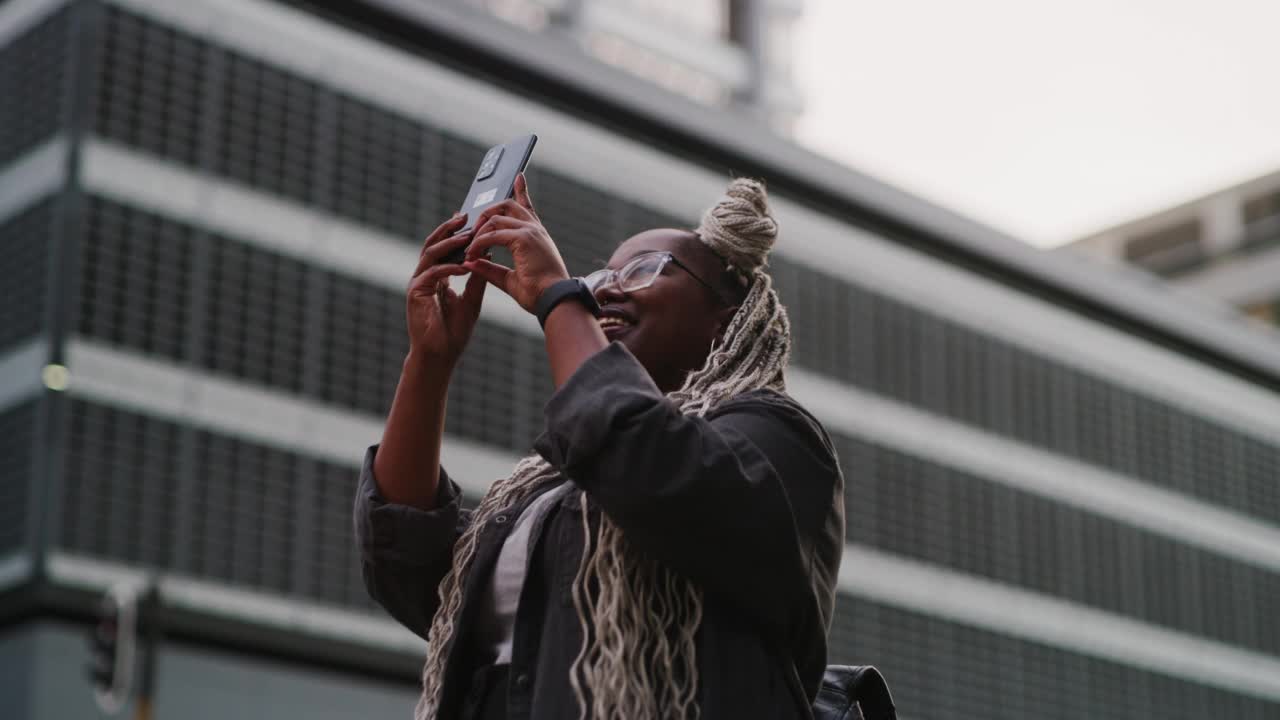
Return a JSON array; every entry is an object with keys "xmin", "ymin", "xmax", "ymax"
[{"xmin": 442, "ymin": 133, "xmax": 538, "ymax": 264}]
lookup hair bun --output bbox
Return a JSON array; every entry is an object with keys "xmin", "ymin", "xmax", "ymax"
[{"xmin": 696, "ymin": 177, "xmax": 777, "ymax": 274}]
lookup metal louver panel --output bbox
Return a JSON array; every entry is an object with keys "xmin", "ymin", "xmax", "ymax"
[
  {"xmin": 78, "ymin": 198, "xmax": 193, "ymax": 363},
  {"xmin": 0, "ymin": 400, "xmax": 39, "ymax": 554},
  {"xmin": 91, "ymin": 8, "xmax": 204, "ymax": 167},
  {"xmin": 828, "ymin": 594, "xmax": 1280, "ymax": 720},
  {"xmin": 0, "ymin": 200, "xmax": 55, "ymax": 353},
  {"xmin": 59, "ymin": 397, "xmax": 377, "ymax": 612},
  {"xmin": 0, "ymin": 8, "xmax": 68, "ymax": 166},
  {"xmin": 327, "ymin": 94, "xmax": 435, "ymax": 239},
  {"xmin": 771, "ymin": 256, "xmax": 1280, "ymax": 526},
  {"xmin": 836, "ymin": 434, "xmax": 1280, "ymax": 656},
  {"xmin": 203, "ymin": 232, "xmax": 309, "ymax": 394}
]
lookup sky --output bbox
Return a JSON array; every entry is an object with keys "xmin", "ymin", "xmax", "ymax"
[{"xmin": 791, "ymin": 0, "xmax": 1280, "ymax": 248}]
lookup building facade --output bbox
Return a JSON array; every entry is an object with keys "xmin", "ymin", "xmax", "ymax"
[
  {"xmin": 454, "ymin": 0, "xmax": 805, "ymax": 133},
  {"xmin": 2, "ymin": 0, "xmax": 1280, "ymax": 718},
  {"xmin": 1068, "ymin": 168, "xmax": 1280, "ymax": 328}
]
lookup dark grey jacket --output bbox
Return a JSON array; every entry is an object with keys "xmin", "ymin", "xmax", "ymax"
[{"xmin": 355, "ymin": 343, "xmax": 845, "ymax": 719}]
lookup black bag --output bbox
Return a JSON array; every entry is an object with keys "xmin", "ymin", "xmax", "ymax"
[{"xmin": 812, "ymin": 665, "xmax": 897, "ymax": 720}]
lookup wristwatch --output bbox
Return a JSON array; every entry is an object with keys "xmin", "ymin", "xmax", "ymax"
[{"xmin": 534, "ymin": 278, "xmax": 601, "ymax": 329}]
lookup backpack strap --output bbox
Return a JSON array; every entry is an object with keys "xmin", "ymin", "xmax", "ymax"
[{"xmin": 813, "ymin": 665, "xmax": 897, "ymax": 720}]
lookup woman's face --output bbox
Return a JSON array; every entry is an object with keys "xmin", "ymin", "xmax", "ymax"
[{"xmin": 591, "ymin": 230, "xmax": 739, "ymax": 393}]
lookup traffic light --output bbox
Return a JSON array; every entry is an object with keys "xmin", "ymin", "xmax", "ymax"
[{"xmin": 88, "ymin": 583, "xmax": 139, "ymax": 715}]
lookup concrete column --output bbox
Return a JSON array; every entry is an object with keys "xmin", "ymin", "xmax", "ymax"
[
  {"xmin": 729, "ymin": 0, "xmax": 765, "ymax": 114},
  {"xmin": 1202, "ymin": 193, "xmax": 1244, "ymax": 255}
]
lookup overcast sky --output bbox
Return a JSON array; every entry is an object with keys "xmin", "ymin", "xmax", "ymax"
[{"xmin": 792, "ymin": 0, "xmax": 1280, "ymax": 247}]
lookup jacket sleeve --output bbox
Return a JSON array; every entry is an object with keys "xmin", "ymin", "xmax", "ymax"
[
  {"xmin": 532, "ymin": 343, "xmax": 844, "ymax": 644},
  {"xmin": 353, "ymin": 444, "xmax": 471, "ymax": 640}
]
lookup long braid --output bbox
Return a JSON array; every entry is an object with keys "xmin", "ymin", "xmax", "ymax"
[
  {"xmin": 414, "ymin": 457, "xmax": 557, "ymax": 719},
  {"xmin": 415, "ymin": 178, "xmax": 790, "ymax": 720}
]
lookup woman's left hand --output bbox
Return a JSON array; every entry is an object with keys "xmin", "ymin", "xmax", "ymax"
[{"xmin": 462, "ymin": 174, "xmax": 570, "ymax": 313}]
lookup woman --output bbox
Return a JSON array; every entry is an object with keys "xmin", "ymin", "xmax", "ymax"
[{"xmin": 355, "ymin": 176, "xmax": 845, "ymax": 720}]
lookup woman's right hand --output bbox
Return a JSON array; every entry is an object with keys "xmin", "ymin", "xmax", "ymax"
[{"xmin": 406, "ymin": 213, "xmax": 487, "ymax": 368}]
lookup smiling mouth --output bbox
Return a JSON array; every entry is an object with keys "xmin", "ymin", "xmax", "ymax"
[{"xmin": 598, "ymin": 316, "xmax": 633, "ymax": 336}]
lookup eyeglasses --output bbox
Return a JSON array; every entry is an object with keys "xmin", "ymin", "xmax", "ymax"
[{"xmin": 583, "ymin": 251, "xmax": 729, "ymax": 304}]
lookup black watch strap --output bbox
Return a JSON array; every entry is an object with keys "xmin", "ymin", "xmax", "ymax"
[{"xmin": 534, "ymin": 278, "xmax": 600, "ymax": 329}]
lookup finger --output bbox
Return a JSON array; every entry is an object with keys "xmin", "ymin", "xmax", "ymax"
[
  {"xmin": 409, "ymin": 263, "xmax": 469, "ymax": 293},
  {"xmin": 470, "ymin": 213, "xmax": 530, "ymax": 245},
  {"xmin": 472, "ymin": 199, "xmax": 533, "ymax": 234},
  {"xmin": 471, "ymin": 212, "xmax": 529, "ymax": 236},
  {"xmin": 421, "ymin": 276, "xmax": 462, "ymax": 313},
  {"xmin": 513, "ymin": 173, "xmax": 538, "ymax": 218},
  {"xmin": 435, "ymin": 283, "xmax": 457, "ymax": 308},
  {"xmin": 420, "ymin": 213, "xmax": 468, "ymax": 256},
  {"xmin": 464, "ymin": 227, "xmax": 529, "ymax": 261},
  {"xmin": 413, "ymin": 231, "xmax": 473, "ymax": 276},
  {"xmin": 460, "ymin": 269, "xmax": 487, "ymax": 314},
  {"xmin": 417, "ymin": 215, "xmax": 469, "ymax": 271},
  {"xmin": 409, "ymin": 266, "xmax": 468, "ymax": 297},
  {"xmin": 462, "ymin": 258, "xmax": 513, "ymax": 293}
]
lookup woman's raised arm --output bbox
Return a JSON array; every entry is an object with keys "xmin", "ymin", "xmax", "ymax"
[{"xmin": 372, "ymin": 213, "xmax": 487, "ymax": 509}]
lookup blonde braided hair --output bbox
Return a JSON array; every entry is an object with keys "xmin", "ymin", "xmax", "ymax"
[{"xmin": 414, "ymin": 178, "xmax": 791, "ymax": 720}]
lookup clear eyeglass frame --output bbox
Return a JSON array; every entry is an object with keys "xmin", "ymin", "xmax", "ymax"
[
  {"xmin": 582, "ymin": 251, "xmax": 673, "ymax": 296},
  {"xmin": 582, "ymin": 251, "xmax": 727, "ymax": 303}
]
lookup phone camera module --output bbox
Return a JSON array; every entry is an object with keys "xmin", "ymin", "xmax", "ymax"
[{"xmin": 476, "ymin": 146, "xmax": 504, "ymax": 181}]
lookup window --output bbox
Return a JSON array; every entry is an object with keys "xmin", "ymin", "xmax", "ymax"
[
  {"xmin": 1244, "ymin": 299, "xmax": 1278, "ymax": 326},
  {"xmin": 1243, "ymin": 187, "xmax": 1280, "ymax": 226},
  {"xmin": 1241, "ymin": 188, "xmax": 1280, "ymax": 253},
  {"xmin": 1122, "ymin": 219, "xmax": 1205, "ymax": 276}
]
